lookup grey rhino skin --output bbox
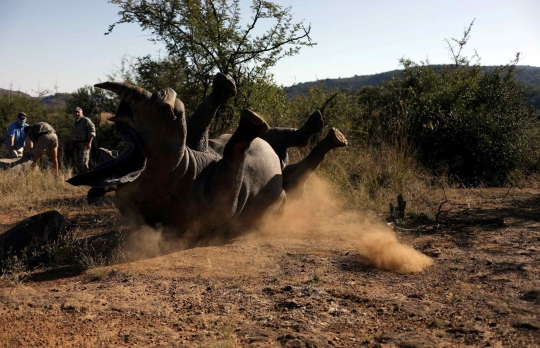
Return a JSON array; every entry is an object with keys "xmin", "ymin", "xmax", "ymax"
[
  {"xmin": 67, "ymin": 74, "xmax": 346, "ymax": 245},
  {"xmin": 0, "ymin": 155, "xmax": 32, "ymax": 173}
]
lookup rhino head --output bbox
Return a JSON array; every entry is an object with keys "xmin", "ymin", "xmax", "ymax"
[
  {"xmin": 99, "ymin": 82, "xmax": 186, "ymax": 160},
  {"xmin": 67, "ymin": 83, "xmax": 187, "ymax": 189}
]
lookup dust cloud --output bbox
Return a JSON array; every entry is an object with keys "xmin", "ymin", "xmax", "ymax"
[
  {"xmin": 120, "ymin": 174, "xmax": 432, "ymax": 274},
  {"xmin": 357, "ymin": 228, "xmax": 433, "ymax": 274},
  {"xmin": 122, "ymin": 225, "xmax": 188, "ymax": 262},
  {"xmin": 257, "ymin": 175, "xmax": 433, "ymax": 274}
]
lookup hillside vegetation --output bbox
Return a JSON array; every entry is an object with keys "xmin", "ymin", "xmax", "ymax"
[
  {"xmin": 284, "ymin": 65, "xmax": 540, "ymax": 110},
  {"xmin": 2, "ymin": 62, "xmax": 538, "ymax": 191}
]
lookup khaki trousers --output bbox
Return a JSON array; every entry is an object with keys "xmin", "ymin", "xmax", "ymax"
[{"xmin": 74, "ymin": 143, "xmax": 91, "ymax": 171}]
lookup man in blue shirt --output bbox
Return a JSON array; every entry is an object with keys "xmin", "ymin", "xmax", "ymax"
[{"xmin": 4, "ymin": 112, "xmax": 33, "ymax": 158}]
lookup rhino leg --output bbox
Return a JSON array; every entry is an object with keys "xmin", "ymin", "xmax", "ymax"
[
  {"xmin": 222, "ymin": 109, "xmax": 269, "ymax": 163},
  {"xmin": 206, "ymin": 110, "xmax": 269, "ymax": 214},
  {"xmin": 282, "ymin": 127, "xmax": 347, "ymax": 198},
  {"xmin": 186, "ymin": 73, "xmax": 236, "ymax": 151},
  {"xmin": 295, "ymin": 110, "xmax": 325, "ymax": 146},
  {"xmin": 260, "ymin": 110, "xmax": 323, "ymax": 168}
]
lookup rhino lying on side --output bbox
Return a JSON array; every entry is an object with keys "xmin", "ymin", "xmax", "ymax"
[
  {"xmin": 0, "ymin": 155, "xmax": 33, "ymax": 173},
  {"xmin": 67, "ymin": 74, "xmax": 347, "ymax": 244}
]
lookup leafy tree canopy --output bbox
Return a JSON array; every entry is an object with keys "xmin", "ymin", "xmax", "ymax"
[{"xmin": 107, "ymin": 0, "xmax": 315, "ymax": 133}]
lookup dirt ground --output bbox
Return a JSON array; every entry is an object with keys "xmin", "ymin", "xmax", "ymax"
[{"xmin": 0, "ymin": 183, "xmax": 539, "ymax": 347}]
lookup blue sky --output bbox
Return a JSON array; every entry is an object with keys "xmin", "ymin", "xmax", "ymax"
[{"xmin": 1, "ymin": 0, "xmax": 539, "ymax": 95}]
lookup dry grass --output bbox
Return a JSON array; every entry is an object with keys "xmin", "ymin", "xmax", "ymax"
[
  {"xmin": 0, "ymin": 254, "xmax": 30, "ymax": 285},
  {"xmin": 0, "ymin": 166, "xmax": 86, "ymax": 211},
  {"xmin": 287, "ymin": 142, "xmax": 434, "ymax": 217},
  {"xmin": 99, "ymin": 112, "xmax": 114, "ymax": 125}
]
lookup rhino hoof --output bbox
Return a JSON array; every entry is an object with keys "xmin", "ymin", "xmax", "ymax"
[
  {"xmin": 241, "ymin": 109, "xmax": 270, "ymax": 136},
  {"xmin": 301, "ymin": 110, "xmax": 324, "ymax": 135},
  {"xmin": 212, "ymin": 73, "xmax": 237, "ymax": 99},
  {"xmin": 296, "ymin": 110, "xmax": 324, "ymax": 147},
  {"xmin": 326, "ymin": 128, "xmax": 348, "ymax": 148}
]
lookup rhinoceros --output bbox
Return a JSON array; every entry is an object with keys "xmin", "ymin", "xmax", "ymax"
[
  {"xmin": 67, "ymin": 74, "xmax": 347, "ymax": 244},
  {"xmin": 0, "ymin": 154, "xmax": 33, "ymax": 173}
]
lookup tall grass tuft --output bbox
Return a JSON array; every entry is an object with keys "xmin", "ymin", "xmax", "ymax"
[{"xmin": 0, "ymin": 167, "xmax": 86, "ymax": 211}]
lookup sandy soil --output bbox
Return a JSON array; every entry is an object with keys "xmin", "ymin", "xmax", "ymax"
[{"xmin": 0, "ymin": 182, "xmax": 539, "ymax": 347}]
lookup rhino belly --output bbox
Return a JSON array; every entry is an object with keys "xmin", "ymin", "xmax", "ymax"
[{"xmin": 234, "ymin": 139, "xmax": 285, "ymax": 225}]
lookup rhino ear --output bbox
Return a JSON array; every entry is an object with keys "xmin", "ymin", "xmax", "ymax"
[
  {"xmin": 154, "ymin": 87, "xmax": 178, "ymax": 120},
  {"xmin": 95, "ymin": 82, "xmax": 151, "ymax": 107}
]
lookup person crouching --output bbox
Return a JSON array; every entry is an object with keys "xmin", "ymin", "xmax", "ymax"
[{"xmin": 24, "ymin": 123, "xmax": 59, "ymax": 175}]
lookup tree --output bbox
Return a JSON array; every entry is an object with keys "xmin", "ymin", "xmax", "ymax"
[
  {"xmin": 0, "ymin": 91, "xmax": 45, "ymax": 140},
  {"xmin": 107, "ymin": 0, "xmax": 314, "ymax": 133},
  {"xmin": 63, "ymin": 86, "xmax": 121, "ymax": 167}
]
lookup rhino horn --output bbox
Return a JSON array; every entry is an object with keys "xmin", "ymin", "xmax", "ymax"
[{"xmin": 94, "ymin": 82, "xmax": 151, "ymax": 107}]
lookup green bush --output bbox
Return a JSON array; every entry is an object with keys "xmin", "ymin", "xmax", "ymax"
[{"xmin": 352, "ymin": 59, "xmax": 537, "ymax": 185}]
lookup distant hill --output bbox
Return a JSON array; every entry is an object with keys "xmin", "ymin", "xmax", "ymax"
[
  {"xmin": 284, "ymin": 65, "xmax": 540, "ymax": 109},
  {"xmin": 40, "ymin": 93, "xmax": 68, "ymax": 107},
  {"xmin": 0, "ymin": 88, "xmax": 32, "ymax": 98},
  {"xmin": 284, "ymin": 70, "xmax": 402, "ymax": 97},
  {"xmin": 0, "ymin": 88, "xmax": 67, "ymax": 107}
]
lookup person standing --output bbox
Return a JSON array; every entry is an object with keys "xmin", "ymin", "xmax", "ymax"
[
  {"xmin": 71, "ymin": 106, "xmax": 96, "ymax": 173},
  {"xmin": 25, "ymin": 122, "xmax": 59, "ymax": 175},
  {"xmin": 4, "ymin": 112, "xmax": 33, "ymax": 158}
]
